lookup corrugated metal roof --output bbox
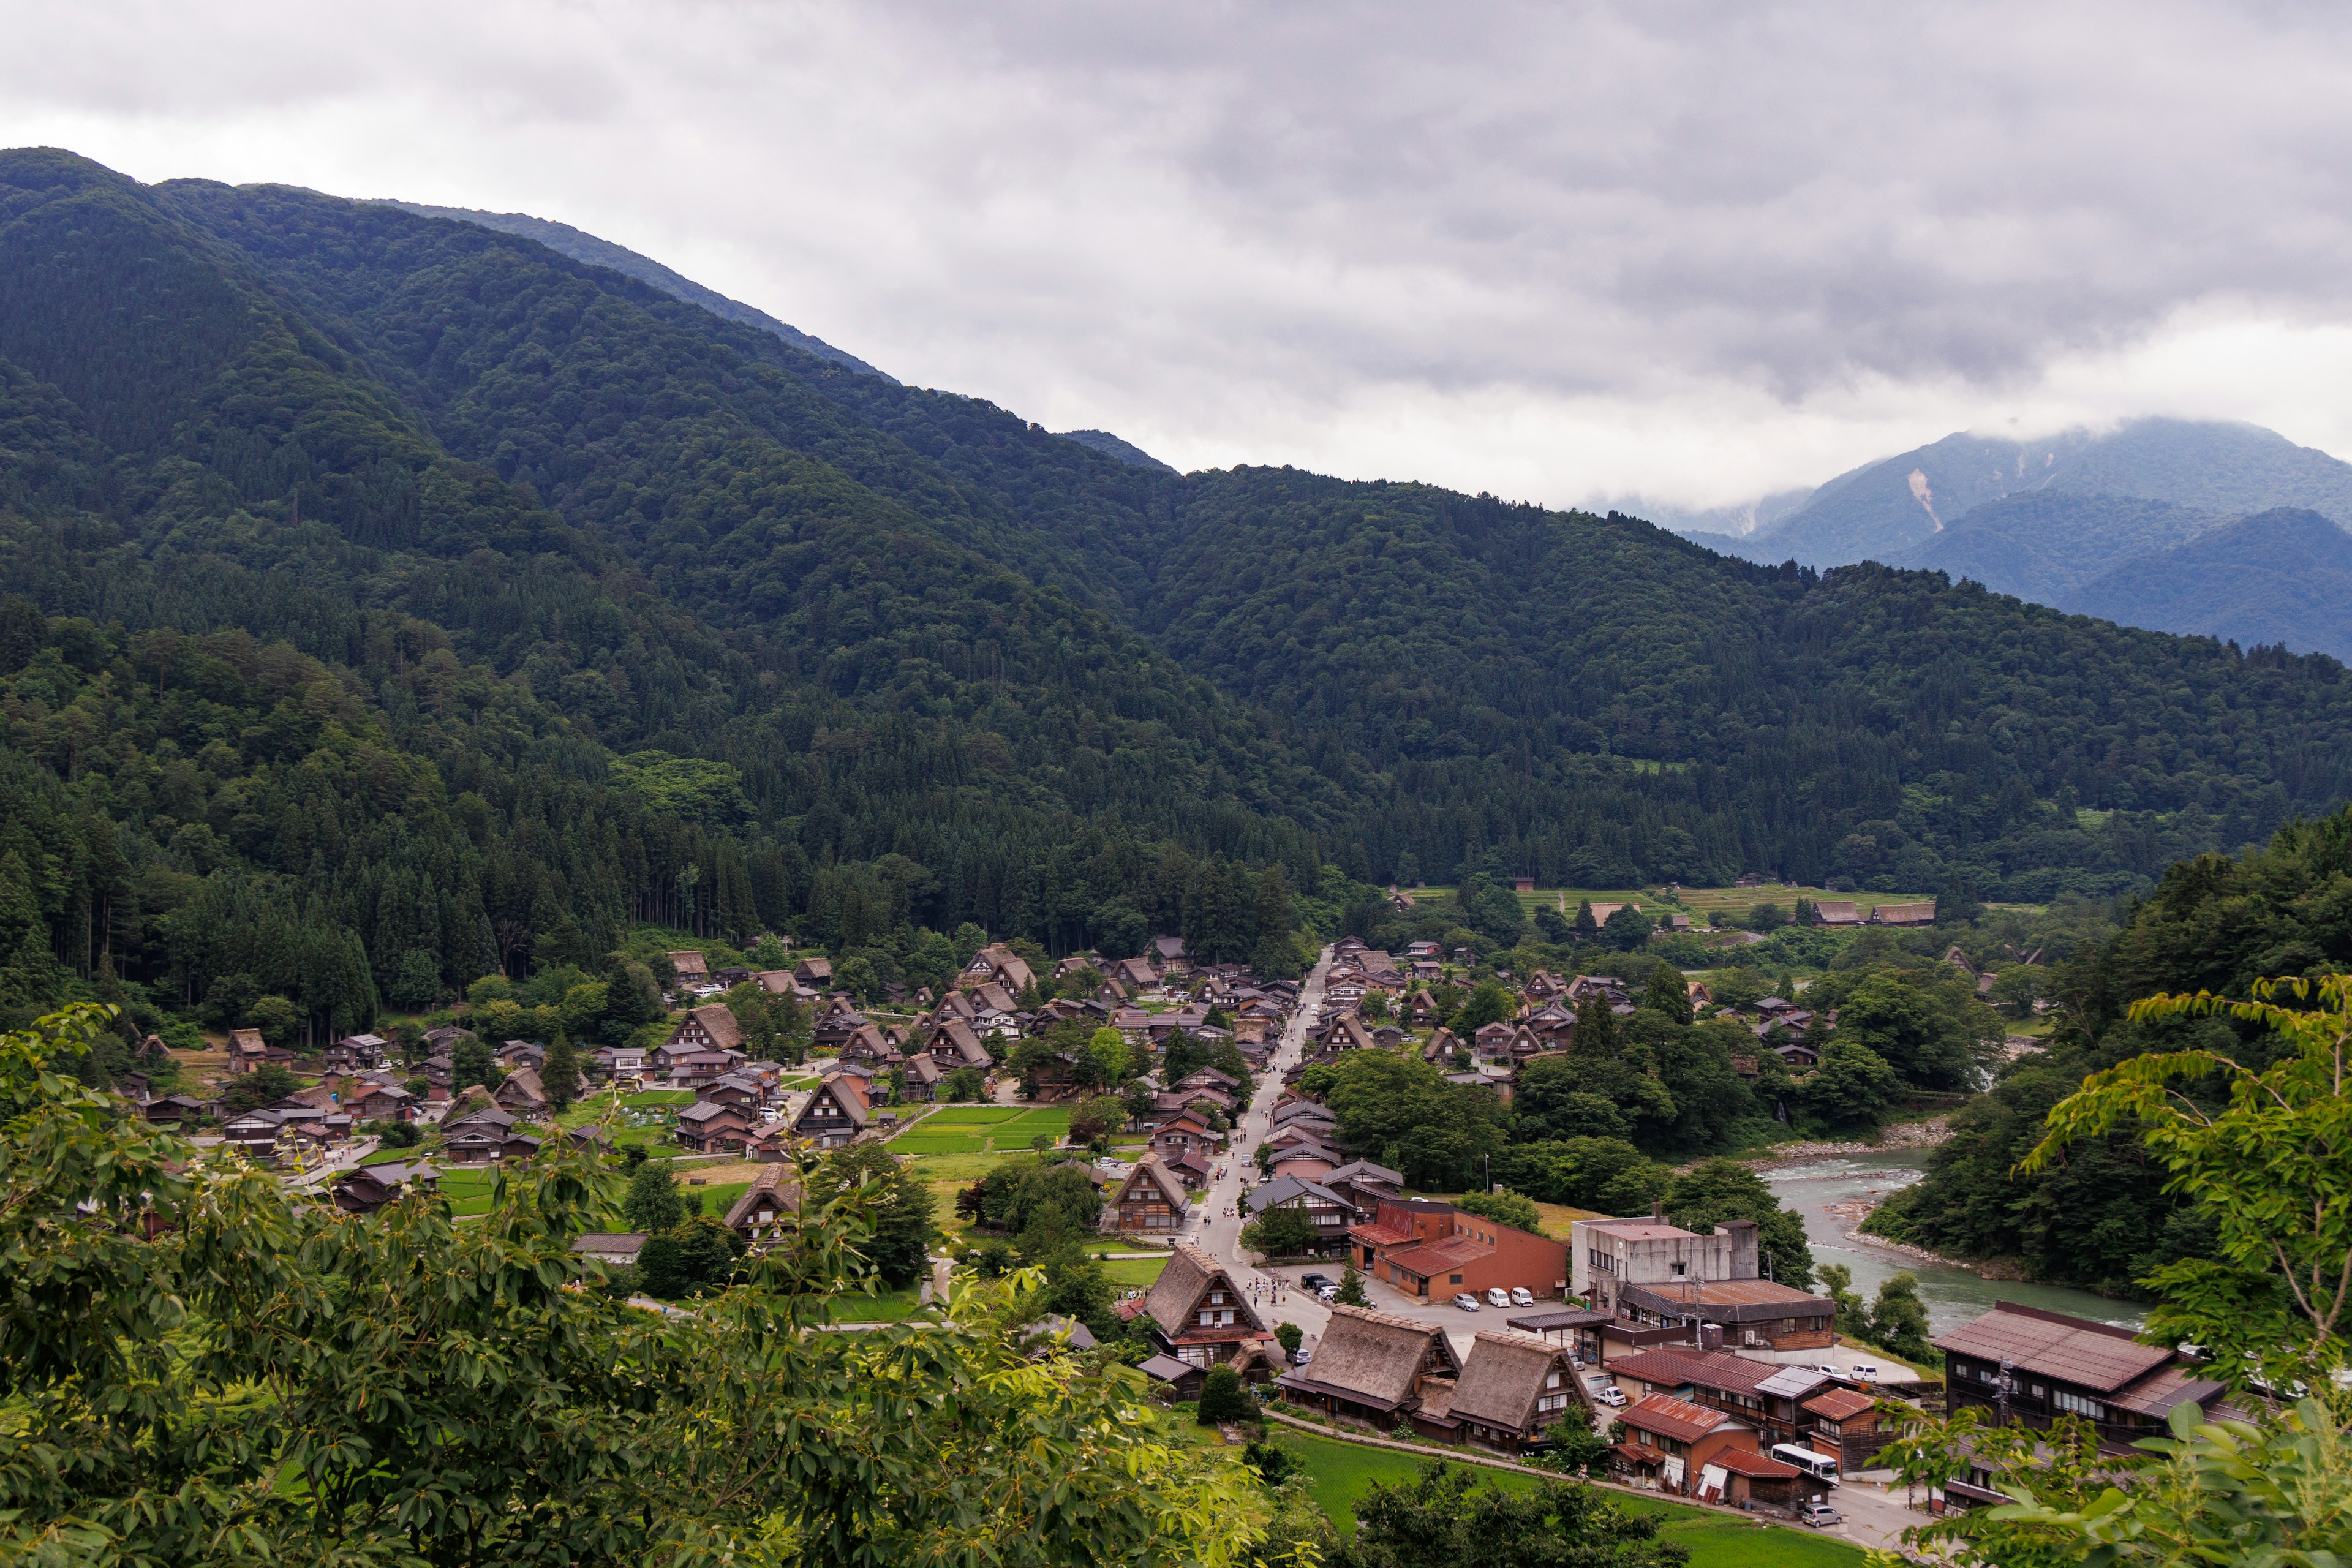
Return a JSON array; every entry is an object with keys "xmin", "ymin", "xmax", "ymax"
[
  {"xmin": 1619, "ymin": 1392, "xmax": 1736, "ymax": 1444},
  {"xmin": 1712, "ymin": 1447, "xmax": 1804, "ymax": 1478},
  {"xmin": 1933, "ymin": 1303, "xmax": 2171, "ymax": 1394},
  {"xmin": 1803, "ymin": 1388, "xmax": 1879, "ymax": 1421},
  {"xmin": 1756, "ymin": 1366, "xmax": 1838, "ymax": 1400}
]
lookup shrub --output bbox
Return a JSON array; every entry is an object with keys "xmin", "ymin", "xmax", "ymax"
[{"xmin": 1196, "ymin": 1365, "xmax": 1252, "ymax": 1425}]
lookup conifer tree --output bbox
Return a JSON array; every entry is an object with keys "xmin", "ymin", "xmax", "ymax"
[{"xmin": 543, "ymin": 1030, "xmax": 579, "ymax": 1112}]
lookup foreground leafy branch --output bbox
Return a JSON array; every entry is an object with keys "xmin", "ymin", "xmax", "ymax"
[
  {"xmin": 2021, "ymin": 974, "xmax": 2352, "ymax": 1391},
  {"xmin": 0, "ymin": 1005, "xmax": 1274, "ymax": 1567}
]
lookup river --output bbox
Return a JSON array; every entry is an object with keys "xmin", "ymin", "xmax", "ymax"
[{"xmin": 1765, "ymin": 1148, "xmax": 2146, "ymax": 1336}]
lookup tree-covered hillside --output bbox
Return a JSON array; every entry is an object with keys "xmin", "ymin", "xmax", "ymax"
[
  {"xmin": 2062, "ymin": 508, "xmax": 2352, "ymax": 661},
  {"xmin": 9, "ymin": 145, "xmax": 2352, "ymax": 1035},
  {"xmin": 1864, "ymin": 804, "xmax": 2352, "ymax": 1293},
  {"xmin": 0, "ymin": 149, "xmax": 1329, "ymax": 1030}
]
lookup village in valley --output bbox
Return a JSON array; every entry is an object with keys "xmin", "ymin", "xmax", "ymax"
[{"xmin": 103, "ymin": 868, "xmax": 2168, "ymax": 1556}]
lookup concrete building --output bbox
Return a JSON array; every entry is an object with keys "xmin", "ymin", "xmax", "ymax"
[
  {"xmin": 1569, "ymin": 1205, "xmax": 1838, "ymax": 1351},
  {"xmin": 1571, "ymin": 1208, "xmax": 1760, "ymax": 1314}
]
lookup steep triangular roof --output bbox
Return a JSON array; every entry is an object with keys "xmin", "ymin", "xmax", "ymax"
[
  {"xmin": 1140, "ymin": 1241, "xmax": 1265, "ymax": 1339},
  {"xmin": 722, "ymin": 1163, "xmax": 803, "ymax": 1230},
  {"xmin": 1449, "ymin": 1331, "xmax": 1572, "ymax": 1433},
  {"xmin": 1298, "ymin": 1303, "xmax": 1460, "ymax": 1409},
  {"xmin": 1110, "ymin": 1158, "xmax": 1189, "ymax": 1211}
]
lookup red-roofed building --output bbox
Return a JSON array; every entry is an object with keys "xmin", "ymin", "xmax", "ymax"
[
  {"xmin": 1614, "ymin": 1393, "xmax": 1825, "ymax": 1514},
  {"xmin": 1803, "ymin": 1387, "xmax": 1895, "ymax": 1472}
]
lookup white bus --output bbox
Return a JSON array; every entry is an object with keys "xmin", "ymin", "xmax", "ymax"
[{"xmin": 1772, "ymin": 1444, "xmax": 1841, "ymax": 1483}]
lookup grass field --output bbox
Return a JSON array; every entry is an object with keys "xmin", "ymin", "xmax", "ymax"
[
  {"xmin": 892, "ymin": 1106, "xmax": 1072, "ymax": 1156},
  {"xmin": 823, "ymin": 1286, "xmax": 934, "ymax": 1323},
  {"xmin": 432, "ymin": 1167, "xmax": 499, "ymax": 1216},
  {"xmin": 1100, "ymin": 1256, "xmax": 1167, "ymax": 1287},
  {"xmin": 690, "ymin": 1181, "xmax": 750, "ymax": 1218},
  {"xmin": 1278, "ymin": 1431, "xmax": 1864, "ymax": 1566}
]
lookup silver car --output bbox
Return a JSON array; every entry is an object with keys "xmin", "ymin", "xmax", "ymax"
[
  {"xmin": 1452, "ymin": 1292, "xmax": 1482, "ymax": 1311},
  {"xmin": 1800, "ymin": 1501, "xmax": 1842, "ymax": 1528}
]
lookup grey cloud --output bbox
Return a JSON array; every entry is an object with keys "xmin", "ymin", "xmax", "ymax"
[{"xmin": 3, "ymin": 0, "xmax": 2350, "ymax": 496}]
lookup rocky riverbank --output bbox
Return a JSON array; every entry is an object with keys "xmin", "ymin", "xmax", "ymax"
[
  {"xmin": 1822, "ymin": 1191, "xmax": 2027, "ymax": 1278},
  {"xmin": 1744, "ymin": 1115, "xmax": 1953, "ymax": 1169}
]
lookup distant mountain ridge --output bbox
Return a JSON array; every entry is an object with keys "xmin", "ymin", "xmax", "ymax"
[
  {"xmin": 1895, "ymin": 492, "xmax": 2219, "ymax": 603},
  {"xmin": 1652, "ymin": 418, "xmax": 2352, "ymax": 658},
  {"xmin": 1055, "ymin": 428, "xmax": 1176, "ymax": 472},
  {"xmin": 1683, "ymin": 418, "xmax": 2352, "ymax": 570},
  {"xmin": 2060, "ymin": 508, "xmax": 2352, "ymax": 661}
]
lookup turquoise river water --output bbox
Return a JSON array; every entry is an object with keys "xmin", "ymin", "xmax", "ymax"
[{"xmin": 1765, "ymin": 1148, "xmax": 2146, "ymax": 1336}]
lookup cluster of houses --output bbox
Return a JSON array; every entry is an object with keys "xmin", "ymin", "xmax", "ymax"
[{"xmin": 1233, "ymin": 1175, "xmax": 2258, "ymax": 1523}]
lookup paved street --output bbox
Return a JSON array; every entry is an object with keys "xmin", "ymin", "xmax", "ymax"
[
  {"xmin": 282, "ymin": 1134, "xmax": 380, "ymax": 1191},
  {"xmin": 1184, "ymin": 948, "xmax": 1501, "ymax": 1362}
]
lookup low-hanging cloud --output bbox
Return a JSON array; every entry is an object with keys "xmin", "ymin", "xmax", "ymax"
[{"xmin": 3, "ymin": 0, "xmax": 2350, "ymax": 505}]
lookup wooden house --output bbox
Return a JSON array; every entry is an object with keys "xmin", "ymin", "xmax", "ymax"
[
  {"xmin": 1130, "ymin": 1242, "xmax": 1270, "ymax": 1370},
  {"xmin": 665, "ymin": 1003, "xmax": 747, "ymax": 1058},
  {"xmin": 331, "ymin": 1158, "xmax": 439, "ymax": 1214},
  {"xmin": 924, "ymin": 1019, "xmax": 995, "ymax": 1073},
  {"xmin": 1104, "ymin": 1158, "xmax": 1191, "ymax": 1235},
  {"xmin": 723, "ymin": 1164, "xmax": 802, "ymax": 1250},
  {"xmin": 1438, "ymin": 1331, "xmax": 1583, "ymax": 1451},
  {"xmin": 1611, "ymin": 1393, "xmax": 1815, "ymax": 1513},
  {"xmin": 790, "ymin": 1072, "xmax": 870, "ymax": 1149},
  {"xmin": 674, "ymin": 1099, "xmax": 755, "ymax": 1154},
  {"xmin": 1273, "ymin": 1303, "xmax": 1463, "ymax": 1430},
  {"xmin": 960, "ymin": 941, "xmax": 1037, "ymax": 996}
]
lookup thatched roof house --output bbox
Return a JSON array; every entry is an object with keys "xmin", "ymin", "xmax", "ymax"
[
  {"xmin": 1442, "ymin": 1331, "xmax": 1580, "ymax": 1449},
  {"xmin": 1273, "ymin": 1302, "xmax": 1461, "ymax": 1430}
]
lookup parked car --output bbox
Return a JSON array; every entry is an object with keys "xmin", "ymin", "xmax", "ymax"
[
  {"xmin": 1593, "ymin": 1385, "xmax": 1627, "ymax": 1407},
  {"xmin": 1316, "ymin": 1284, "xmax": 1339, "ymax": 1302},
  {"xmin": 1293, "ymin": 1347, "xmax": 1313, "ymax": 1366},
  {"xmin": 1509, "ymin": 1286, "xmax": 1536, "ymax": 1307},
  {"xmin": 1299, "ymin": 1273, "xmax": 1332, "ymax": 1291},
  {"xmin": 1799, "ymin": 1502, "xmax": 1842, "ymax": 1528},
  {"xmin": 1849, "ymin": 1365, "xmax": 1877, "ymax": 1382},
  {"xmin": 1486, "ymin": 1287, "xmax": 1512, "ymax": 1308},
  {"xmin": 1452, "ymin": 1293, "xmax": 1482, "ymax": 1311}
]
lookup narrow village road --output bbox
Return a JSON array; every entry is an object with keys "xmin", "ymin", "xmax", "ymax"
[{"xmin": 1193, "ymin": 946, "xmax": 1338, "ymax": 1344}]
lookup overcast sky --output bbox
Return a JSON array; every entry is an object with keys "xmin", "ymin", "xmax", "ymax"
[{"xmin": 8, "ymin": 1, "xmax": 2352, "ymax": 511}]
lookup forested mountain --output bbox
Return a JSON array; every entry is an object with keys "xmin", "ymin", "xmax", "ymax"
[
  {"xmin": 383, "ymin": 200, "xmax": 893, "ymax": 380},
  {"xmin": 11, "ymin": 146, "xmax": 2352, "ymax": 1033},
  {"xmin": 2060, "ymin": 508, "xmax": 2352, "ymax": 661},
  {"xmin": 1893, "ymin": 492, "xmax": 2218, "ymax": 603}
]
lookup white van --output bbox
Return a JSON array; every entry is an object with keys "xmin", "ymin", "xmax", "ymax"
[{"xmin": 1772, "ymin": 1444, "xmax": 1841, "ymax": 1483}]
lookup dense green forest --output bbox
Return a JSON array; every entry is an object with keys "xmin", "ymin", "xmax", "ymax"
[
  {"xmin": 8, "ymin": 146, "xmax": 2352, "ymax": 1032},
  {"xmin": 1863, "ymin": 805, "xmax": 2352, "ymax": 1292}
]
